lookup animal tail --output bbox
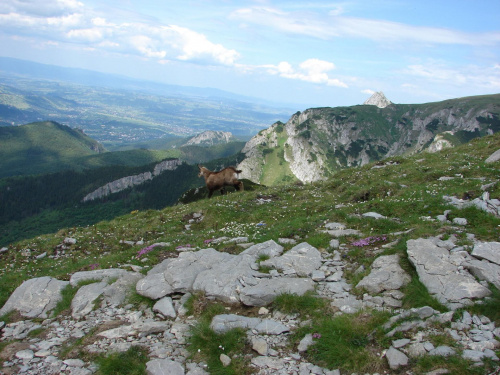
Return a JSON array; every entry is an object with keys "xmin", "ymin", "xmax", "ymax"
[{"xmin": 229, "ymin": 166, "xmax": 242, "ymax": 174}]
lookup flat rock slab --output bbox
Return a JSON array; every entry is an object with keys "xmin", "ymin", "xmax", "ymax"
[
  {"xmin": 98, "ymin": 320, "xmax": 169, "ymax": 339},
  {"xmin": 0, "ymin": 276, "xmax": 69, "ymax": 319},
  {"xmin": 472, "ymin": 242, "xmax": 500, "ymax": 266},
  {"xmin": 356, "ymin": 254, "xmax": 410, "ymax": 293},
  {"xmin": 407, "ymin": 238, "xmax": 490, "ymax": 309},
  {"xmin": 239, "ymin": 277, "xmax": 315, "ymax": 306},
  {"xmin": 211, "ymin": 314, "xmax": 289, "ymax": 335},
  {"xmin": 465, "ymin": 259, "xmax": 500, "ymax": 290},
  {"xmin": 70, "ymin": 269, "xmax": 136, "ymax": 287}
]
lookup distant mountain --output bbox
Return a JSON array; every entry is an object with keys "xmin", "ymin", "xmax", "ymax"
[
  {"xmin": 183, "ymin": 131, "xmax": 237, "ymax": 147},
  {"xmin": 238, "ymin": 94, "xmax": 500, "ymax": 184},
  {"xmin": 0, "ymin": 57, "xmax": 293, "ymax": 141},
  {"xmin": 0, "ymin": 121, "xmax": 177, "ymax": 178},
  {"xmin": 363, "ymin": 91, "xmax": 392, "ymax": 108}
]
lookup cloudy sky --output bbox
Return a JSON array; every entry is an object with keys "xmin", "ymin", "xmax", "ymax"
[{"xmin": 0, "ymin": 0, "xmax": 499, "ymax": 108}]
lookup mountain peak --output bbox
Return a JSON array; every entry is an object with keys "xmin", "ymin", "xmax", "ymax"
[
  {"xmin": 183, "ymin": 130, "xmax": 236, "ymax": 146},
  {"xmin": 363, "ymin": 91, "xmax": 392, "ymax": 108}
]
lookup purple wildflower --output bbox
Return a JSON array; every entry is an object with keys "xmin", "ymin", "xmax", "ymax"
[
  {"xmin": 204, "ymin": 239, "xmax": 214, "ymax": 244},
  {"xmin": 176, "ymin": 244, "xmax": 192, "ymax": 250},
  {"xmin": 312, "ymin": 333, "xmax": 322, "ymax": 339},
  {"xmin": 351, "ymin": 236, "xmax": 388, "ymax": 247},
  {"xmin": 89, "ymin": 263, "xmax": 99, "ymax": 270},
  {"xmin": 136, "ymin": 243, "xmax": 160, "ymax": 259}
]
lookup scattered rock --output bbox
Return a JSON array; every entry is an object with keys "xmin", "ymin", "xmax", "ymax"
[{"xmin": 386, "ymin": 346, "xmax": 408, "ymax": 369}]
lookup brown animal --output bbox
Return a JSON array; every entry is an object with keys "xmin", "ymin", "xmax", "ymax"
[{"xmin": 198, "ymin": 165, "xmax": 244, "ymax": 198}]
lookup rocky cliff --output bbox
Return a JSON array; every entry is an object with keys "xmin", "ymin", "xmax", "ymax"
[
  {"xmin": 82, "ymin": 158, "xmax": 181, "ymax": 202},
  {"xmin": 238, "ymin": 94, "xmax": 500, "ymax": 184}
]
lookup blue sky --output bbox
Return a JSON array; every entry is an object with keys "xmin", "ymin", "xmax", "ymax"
[{"xmin": 0, "ymin": 0, "xmax": 499, "ymax": 109}]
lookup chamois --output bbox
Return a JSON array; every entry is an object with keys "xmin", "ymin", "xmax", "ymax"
[{"xmin": 198, "ymin": 165, "xmax": 244, "ymax": 198}]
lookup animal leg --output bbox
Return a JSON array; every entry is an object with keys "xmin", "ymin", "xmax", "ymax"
[
  {"xmin": 220, "ymin": 188, "xmax": 226, "ymax": 195},
  {"xmin": 208, "ymin": 189, "xmax": 214, "ymax": 198},
  {"xmin": 235, "ymin": 181, "xmax": 244, "ymax": 191}
]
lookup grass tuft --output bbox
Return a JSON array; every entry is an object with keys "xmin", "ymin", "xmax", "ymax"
[{"xmin": 96, "ymin": 345, "xmax": 149, "ymax": 375}]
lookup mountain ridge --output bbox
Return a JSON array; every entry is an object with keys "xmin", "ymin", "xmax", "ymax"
[{"xmin": 238, "ymin": 93, "xmax": 500, "ymax": 184}]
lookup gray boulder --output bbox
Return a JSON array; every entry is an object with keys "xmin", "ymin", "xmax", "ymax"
[
  {"xmin": 240, "ymin": 240, "xmax": 284, "ymax": 258},
  {"xmin": 356, "ymin": 254, "xmax": 410, "ymax": 293},
  {"xmin": 407, "ymin": 238, "xmax": 490, "ymax": 309},
  {"xmin": 136, "ymin": 249, "xmax": 233, "ymax": 300},
  {"xmin": 146, "ymin": 358, "xmax": 184, "ymax": 375},
  {"xmin": 239, "ymin": 277, "xmax": 315, "ymax": 306},
  {"xmin": 102, "ymin": 272, "xmax": 143, "ymax": 306},
  {"xmin": 260, "ymin": 242, "xmax": 322, "ymax": 276},
  {"xmin": 153, "ymin": 297, "xmax": 176, "ymax": 319},
  {"xmin": 485, "ymin": 148, "xmax": 500, "ymax": 163},
  {"xmin": 386, "ymin": 346, "xmax": 409, "ymax": 369},
  {"xmin": 136, "ymin": 272, "xmax": 173, "ymax": 300},
  {"xmin": 0, "ymin": 277, "xmax": 69, "ymax": 318},
  {"xmin": 71, "ymin": 281, "xmax": 107, "ymax": 319}
]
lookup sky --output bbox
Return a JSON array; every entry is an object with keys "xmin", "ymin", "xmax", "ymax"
[{"xmin": 0, "ymin": 0, "xmax": 499, "ymax": 109}]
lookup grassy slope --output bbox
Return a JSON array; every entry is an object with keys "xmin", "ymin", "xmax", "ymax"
[
  {"xmin": 0, "ymin": 132, "xmax": 499, "ymax": 374},
  {"xmin": 1, "ymin": 132, "xmax": 498, "ymax": 296},
  {"xmin": 0, "ymin": 121, "xmax": 179, "ymax": 177}
]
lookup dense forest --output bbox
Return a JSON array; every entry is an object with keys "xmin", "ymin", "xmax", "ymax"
[{"xmin": 0, "ymin": 161, "xmax": 222, "ymax": 246}]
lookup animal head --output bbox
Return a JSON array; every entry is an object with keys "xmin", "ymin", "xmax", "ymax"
[{"xmin": 198, "ymin": 165, "xmax": 207, "ymax": 178}]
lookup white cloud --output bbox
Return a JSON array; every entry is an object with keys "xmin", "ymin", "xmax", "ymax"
[
  {"xmin": 0, "ymin": 0, "xmax": 83, "ymax": 17},
  {"xmin": 261, "ymin": 58, "xmax": 348, "ymax": 87},
  {"xmin": 66, "ymin": 28, "xmax": 103, "ymax": 42},
  {"xmin": 0, "ymin": 1, "xmax": 240, "ymax": 67},
  {"xmin": 404, "ymin": 61, "xmax": 500, "ymax": 90},
  {"xmin": 165, "ymin": 25, "xmax": 239, "ymax": 65},
  {"xmin": 129, "ymin": 35, "xmax": 166, "ymax": 59},
  {"xmin": 362, "ymin": 89, "xmax": 375, "ymax": 95},
  {"xmin": 230, "ymin": 6, "xmax": 500, "ymax": 46}
]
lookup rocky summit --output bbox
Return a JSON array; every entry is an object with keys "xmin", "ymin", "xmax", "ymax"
[{"xmin": 363, "ymin": 91, "xmax": 392, "ymax": 108}]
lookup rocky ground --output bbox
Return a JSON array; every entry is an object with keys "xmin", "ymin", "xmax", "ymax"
[{"xmin": 0, "ymin": 205, "xmax": 499, "ymax": 374}]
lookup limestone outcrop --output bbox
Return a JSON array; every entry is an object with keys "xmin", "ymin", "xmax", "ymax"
[{"xmin": 82, "ymin": 158, "xmax": 181, "ymax": 202}]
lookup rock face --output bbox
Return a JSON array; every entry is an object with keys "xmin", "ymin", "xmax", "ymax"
[
  {"xmin": 183, "ymin": 130, "xmax": 236, "ymax": 146},
  {"xmin": 82, "ymin": 158, "xmax": 181, "ymax": 202},
  {"xmin": 363, "ymin": 91, "xmax": 392, "ymax": 108}
]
